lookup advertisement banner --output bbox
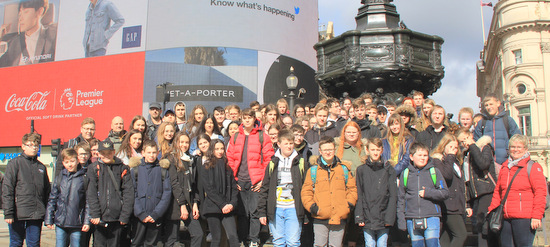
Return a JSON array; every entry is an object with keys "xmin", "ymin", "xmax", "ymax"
[{"xmin": 0, "ymin": 52, "xmax": 145, "ymax": 146}]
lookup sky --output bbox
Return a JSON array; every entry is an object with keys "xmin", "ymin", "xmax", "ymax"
[{"xmin": 318, "ymin": 0, "xmax": 495, "ymax": 119}]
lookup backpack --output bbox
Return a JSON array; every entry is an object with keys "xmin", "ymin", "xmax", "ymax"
[
  {"xmin": 402, "ymin": 167, "xmax": 437, "ymax": 188},
  {"xmin": 525, "ymin": 160, "xmax": 550, "ymax": 209},
  {"xmin": 309, "ymin": 164, "xmax": 349, "ymax": 191},
  {"xmin": 267, "ymin": 158, "xmax": 305, "ymax": 177},
  {"xmin": 233, "ymin": 130, "xmax": 265, "ymax": 164}
]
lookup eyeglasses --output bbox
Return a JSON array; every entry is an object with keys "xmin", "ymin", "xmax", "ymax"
[
  {"xmin": 82, "ymin": 128, "xmax": 95, "ymax": 132},
  {"xmin": 24, "ymin": 143, "xmax": 39, "ymax": 149},
  {"xmin": 510, "ymin": 146, "xmax": 525, "ymax": 150}
]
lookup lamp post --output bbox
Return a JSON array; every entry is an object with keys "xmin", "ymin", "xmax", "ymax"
[
  {"xmin": 285, "ymin": 67, "xmax": 298, "ymax": 114},
  {"xmin": 156, "ymin": 82, "xmax": 174, "ymax": 111}
]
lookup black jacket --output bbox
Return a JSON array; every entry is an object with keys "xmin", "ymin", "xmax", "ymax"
[
  {"xmin": 86, "ymin": 157, "xmax": 134, "ymax": 223},
  {"xmin": 56, "ymin": 134, "xmax": 89, "ymax": 177},
  {"xmin": 2, "ymin": 153, "xmax": 51, "ymax": 221},
  {"xmin": 197, "ymin": 158, "xmax": 238, "ymax": 216},
  {"xmin": 354, "ymin": 159, "xmax": 397, "ymax": 230},
  {"xmin": 45, "ymin": 168, "xmax": 90, "ymax": 228},
  {"xmin": 465, "ymin": 136, "xmax": 496, "ymax": 198},
  {"xmin": 397, "ymin": 160, "xmax": 449, "ymax": 230},
  {"xmin": 166, "ymin": 154, "xmax": 198, "ymax": 221},
  {"xmin": 433, "ymin": 154, "xmax": 467, "ymax": 215},
  {"xmin": 415, "ymin": 125, "xmax": 448, "ymax": 150},
  {"xmin": 304, "ymin": 122, "xmax": 340, "ymax": 155},
  {"xmin": 352, "ymin": 118, "xmax": 381, "ymax": 140},
  {"xmin": 258, "ymin": 151, "xmax": 309, "ymax": 222}
]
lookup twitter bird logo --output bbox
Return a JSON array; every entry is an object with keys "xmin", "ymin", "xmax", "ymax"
[{"xmin": 294, "ymin": 6, "xmax": 300, "ymax": 14}]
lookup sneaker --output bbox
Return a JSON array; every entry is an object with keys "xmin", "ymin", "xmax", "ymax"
[
  {"xmin": 206, "ymin": 233, "xmax": 212, "ymax": 242},
  {"xmin": 249, "ymin": 242, "xmax": 259, "ymax": 247}
]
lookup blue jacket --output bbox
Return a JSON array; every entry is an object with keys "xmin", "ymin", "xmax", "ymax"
[
  {"xmin": 45, "ymin": 168, "xmax": 90, "ymax": 228},
  {"xmin": 83, "ymin": 0, "xmax": 125, "ymax": 52},
  {"xmin": 131, "ymin": 158, "xmax": 172, "ymax": 221},
  {"xmin": 382, "ymin": 136, "xmax": 413, "ymax": 176},
  {"xmin": 473, "ymin": 109, "xmax": 520, "ymax": 164}
]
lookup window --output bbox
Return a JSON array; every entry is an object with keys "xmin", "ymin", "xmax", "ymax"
[
  {"xmin": 517, "ymin": 106, "xmax": 531, "ymax": 136},
  {"xmin": 513, "ymin": 49, "xmax": 522, "ymax": 64},
  {"xmin": 516, "ymin": 83, "xmax": 526, "ymax": 94}
]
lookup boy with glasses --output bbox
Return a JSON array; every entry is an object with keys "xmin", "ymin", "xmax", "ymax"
[
  {"xmin": 301, "ymin": 136, "xmax": 357, "ymax": 247},
  {"xmin": 3, "ymin": 133, "xmax": 50, "ymax": 247}
]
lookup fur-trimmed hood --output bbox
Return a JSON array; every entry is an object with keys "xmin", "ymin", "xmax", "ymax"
[
  {"xmin": 128, "ymin": 156, "xmax": 170, "ymax": 169},
  {"xmin": 395, "ymin": 104, "xmax": 417, "ymax": 124},
  {"xmin": 475, "ymin": 135, "xmax": 492, "ymax": 149}
]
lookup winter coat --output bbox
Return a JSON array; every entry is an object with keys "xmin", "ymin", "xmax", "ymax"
[
  {"xmin": 397, "ymin": 160, "xmax": 449, "ymax": 230},
  {"xmin": 433, "ymin": 154, "xmax": 467, "ymax": 215},
  {"xmin": 258, "ymin": 150, "xmax": 309, "ymax": 222},
  {"xmin": 415, "ymin": 125, "xmax": 448, "ymax": 150},
  {"xmin": 106, "ymin": 129, "xmax": 126, "ymax": 152},
  {"xmin": 129, "ymin": 157, "xmax": 172, "ymax": 221},
  {"xmin": 488, "ymin": 157, "xmax": 547, "ymax": 220},
  {"xmin": 165, "ymin": 154, "xmax": 198, "ymax": 221},
  {"xmin": 304, "ymin": 121, "xmax": 340, "ymax": 155},
  {"xmin": 335, "ymin": 137, "xmax": 367, "ymax": 174},
  {"xmin": 87, "ymin": 157, "xmax": 134, "ymax": 223},
  {"xmin": 354, "ymin": 159, "xmax": 397, "ymax": 230},
  {"xmin": 227, "ymin": 120, "xmax": 274, "ymax": 185},
  {"xmin": 351, "ymin": 118, "xmax": 381, "ymax": 140},
  {"xmin": 301, "ymin": 156, "xmax": 357, "ymax": 225},
  {"xmin": 45, "ymin": 168, "xmax": 90, "ymax": 228},
  {"xmin": 382, "ymin": 136, "xmax": 414, "ymax": 176},
  {"xmin": 465, "ymin": 136, "xmax": 496, "ymax": 199},
  {"xmin": 197, "ymin": 158, "xmax": 239, "ymax": 216},
  {"xmin": 295, "ymin": 140, "xmax": 313, "ymax": 162},
  {"xmin": 2, "ymin": 153, "xmax": 51, "ymax": 221},
  {"xmin": 473, "ymin": 109, "xmax": 521, "ymax": 164}
]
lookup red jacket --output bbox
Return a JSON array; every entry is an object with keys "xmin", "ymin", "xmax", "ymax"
[
  {"xmin": 488, "ymin": 157, "xmax": 547, "ymax": 219},
  {"xmin": 227, "ymin": 120, "xmax": 274, "ymax": 185}
]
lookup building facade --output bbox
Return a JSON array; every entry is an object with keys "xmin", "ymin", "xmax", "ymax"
[{"xmin": 477, "ymin": 0, "xmax": 550, "ymax": 174}]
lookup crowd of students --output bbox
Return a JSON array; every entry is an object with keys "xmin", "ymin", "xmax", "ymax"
[{"xmin": 2, "ymin": 91, "xmax": 548, "ymax": 247}]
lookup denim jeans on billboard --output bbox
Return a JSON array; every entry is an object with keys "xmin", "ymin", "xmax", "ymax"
[
  {"xmin": 364, "ymin": 228, "xmax": 389, "ymax": 247},
  {"xmin": 8, "ymin": 220, "xmax": 43, "ymax": 247},
  {"xmin": 407, "ymin": 217, "xmax": 440, "ymax": 247},
  {"xmin": 268, "ymin": 207, "xmax": 302, "ymax": 247},
  {"xmin": 55, "ymin": 226, "xmax": 82, "ymax": 247}
]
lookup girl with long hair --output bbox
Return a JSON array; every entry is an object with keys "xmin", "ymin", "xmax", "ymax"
[
  {"xmin": 157, "ymin": 122, "xmax": 176, "ymax": 158},
  {"xmin": 416, "ymin": 99, "xmax": 435, "ymax": 132},
  {"xmin": 162, "ymin": 132, "xmax": 203, "ymax": 247},
  {"xmin": 431, "ymin": 134, "xmax": 470, "ymax": 247},
  {"xmin": 336, "ymin": 121, "xmax": 367, "ymax": 173},
  {"xmin": 263, "ymin": 104, "xmax": 282, "ymax": 131},
  {"xmin": 187, "ymin": 104, "xmax": 208, "ymax": 137},
  {"xmin": 382, "ymin": 114, "xmax": 414, "ymax": 176},
  {"xmin": 116, "ymin": 129, "xmax": 143, "ymax": 165},
  {"xmin": 129, "ymin": 115, "xmax": 148, "ymax": 140},
  {"xmin": 197, "ymin": 139, "xmax": 240, "ymax": 247},
  {"xmin": 189, "ymin": 116, "xmax": 223, "ymax": 155}
]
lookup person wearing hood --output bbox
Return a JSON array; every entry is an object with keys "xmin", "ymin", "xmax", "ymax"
[
  {"xmin": 304, "ymin": 103, "xmax": 340, "ymax": 156},
  {"xmin": 301, "ymin": 136, "xmax": 357, "ymax": 247},
  {"xmin": 487, "ymin": 134, "xmax": 547, "ymax": 247},
  {"xmin": 258, "ymin": 129, "xmax": 309, "ymax": 247},
  {"xmin": 355, "ymin": 138, "xmax": 397, "ymax": 247},
  {"xmin": 106, "ymin": 116, "xmax": 127, "ymax": 152},
  {"xmin": 351, "ymin": 99, "xmax": 381, "ymax": 140},
  {"xmin": 45, "ymin": 148, "xmax": 90, "ymax": 247},
  {"xmin": 227, "ymin": 108, "xmax": 274, "ymax": 247},
  {"xmin": 473, "ymin": 94, "xmax": 520, "ymax": 166},
  {"xmin": 395, "ymin": 104, "xmax": 419, "ymax": 138},
  {"xmin": 397, "ymin": 142, "xmax": 449, "ymax": 247},
  {"xmin": 129, "ymin": 140, "xmax": 172, "ymax": 246}
]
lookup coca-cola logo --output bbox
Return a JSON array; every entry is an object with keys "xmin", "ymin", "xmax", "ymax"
[{"xmin": 5, "ymin": 91, "xmax": 50, "ymax": 112}]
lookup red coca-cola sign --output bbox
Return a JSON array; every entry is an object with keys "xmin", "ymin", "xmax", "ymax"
[{"xmin": 0, "ymin": 53, "xmax": 145, "ymax": 146}]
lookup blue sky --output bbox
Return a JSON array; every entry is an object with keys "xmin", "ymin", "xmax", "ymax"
[{"xmin": 318, "ymin": 0, "xmax": 495, "ymax": 118}]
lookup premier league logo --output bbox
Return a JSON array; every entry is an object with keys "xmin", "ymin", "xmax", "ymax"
[{"xmin": 60, "ymin": 88, "xmax": 75, "ymax": 110}]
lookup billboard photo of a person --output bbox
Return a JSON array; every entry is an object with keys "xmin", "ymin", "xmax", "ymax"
[
  {"xmin": 0, "ymin": 0, "xmax": 57, "ymax": 67},
  {"xmin": 83, "ymin": 0, "xmax": 124, "ymax": 57}
]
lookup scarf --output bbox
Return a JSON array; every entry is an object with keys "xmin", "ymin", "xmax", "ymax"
[{"xmin": 507, "ymin": 152, "xmax": 530, "ymax": 169}]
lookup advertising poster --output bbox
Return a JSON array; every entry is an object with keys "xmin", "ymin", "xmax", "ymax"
[
  {"xmin": 55, "ymin": 0, "xmax": 148, "ymax": 61},
  {"xmin": 0, "ymin": 52, "xmax": 145, "ymax": 146},
  {"xmin": 0, "ymin": 0, "xmax": 60, "ymax": 68}
]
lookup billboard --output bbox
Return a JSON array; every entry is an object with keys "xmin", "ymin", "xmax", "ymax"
[
  {"xmin": 1, "ymin": 52, "xmax": 145, "ymax": 146},
  {"xmin": 0, "ymin": 0, "xmax": 318, "ymax": 147}
]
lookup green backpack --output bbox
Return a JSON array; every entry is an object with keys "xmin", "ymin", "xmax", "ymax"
[
  {"xmin": 268, "ymin": 158, "xmax": 306, "ymax": 176},
  {"xmin": 309, "ymin": 164, "xmax": 349, "ymax": 191},
  {"xmin": 402, "ymin": 167, "xmax": 437, "ymax": 188}
]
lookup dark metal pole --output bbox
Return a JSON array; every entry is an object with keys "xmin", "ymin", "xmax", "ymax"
[
  {"xmin": 288, "ymin": 89, "xmax": 296, "ymax": 115},
  {"xmin": 30, "ymin": 120, "xmax": 34, "ymax": 133}
]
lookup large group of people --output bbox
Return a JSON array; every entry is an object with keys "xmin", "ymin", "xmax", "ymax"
[{"xmin": 2, "ymin": 91, "xmax": 548, "ymax": 247}]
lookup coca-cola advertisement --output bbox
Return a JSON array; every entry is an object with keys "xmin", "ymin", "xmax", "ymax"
[{"xmin": 0, "ymin": 52, "xmax": 145, "ymax": 146}]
